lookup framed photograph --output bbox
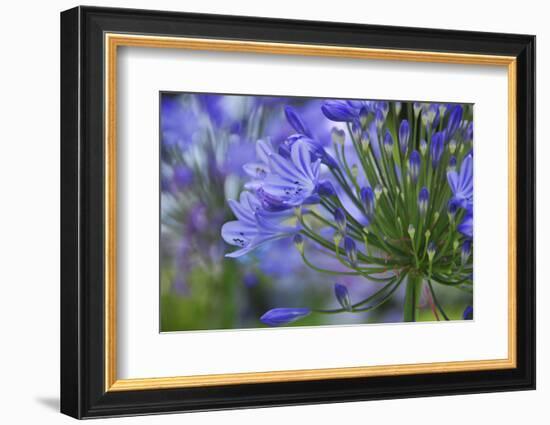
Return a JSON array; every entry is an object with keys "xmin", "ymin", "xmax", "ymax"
[{"xmin": 60, "ymin": 6, "xmax": 535, "ymax": 419}]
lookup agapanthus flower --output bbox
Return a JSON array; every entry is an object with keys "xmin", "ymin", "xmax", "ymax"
[
  {"xmin": 260, "ymin": 140, "xmax": 321, "ymax": 209},
  {"xmin": 457, "ymin": 205, "xmax": 473, "ymax": 239},
  {"xmin": 447, "ymin": 154, "xmax": 473, "ymax": 209},
  {"xmin": 221, "ymin": 191, "xmax": 297, "ymax": 258},
  {"xmin": 418, "ymin": 187, "xmax": 429, "ymax": 216},
  {"xmin": 431, "ymin": 131, "xmax": 445, "ymax": 169},
  {"xmin": 260, "ymin": 308, "xmax": 311, "ymax": 326},
  {"xmin": 408, "ymin": 150, "xmax": 421, "ymax": 183},
  {"xmin": 334, "ymin": 283, "xmax": 352, "ymax": 311},
  {"xmin": 222, "ymin": 98, "xmax": 474, "ymax": 326},
  {"xmin": 399, "ymin": 120, "xmax": 410, "ymax": 153}
]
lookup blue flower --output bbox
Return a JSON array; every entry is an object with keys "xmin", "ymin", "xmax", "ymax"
[
  {"xmin": 447, "ymin": 154, "xmax": 473, "ymax": 209},
  {"xmin": 408, "ymin": 150, "xmax": 421, "ymax": 183},
  {"xmin": 360, "ymin": 186, "xmax": 375, "ymax": 220},
  {"xmin": 260, "ymin": 308, "xmax": 311, "ymax": 326},
  {"xmin": 317, "ymin": 180, "xmax": 336, "ymax": 197},
  {"xmin": 321, "ymin": 100, "xmax": 357, "ymax": 122},
  {"xmin": 221, "ymin": 191, "xmax": 297, "ymax": 258},
  {"xmin": 461, "ymin": 240, "xmax": 472, "ymax": 264},
  {"xmin": 279, "ymin": 134, "xmax": 338, "ymax": 168},
  {"xmin": 243, "ymin": 139, "xmax": 275, "ymax": 190},
  {"xmin": 399, "ymin": 120, "xmax": 410, "ymax": 153},
  {"xmin": 172, "ymin": 165, "xmax": 194, "ymax": 189},
  {"xmin": 457, "ymin": 205, "xmax": 473, "ymax": 238},
  {"xmin": 463, "ymin": 305, "xmax": 473, "ymax": 320},
  {"xmin": 334, "ymin": 283, "xmax": 352, "ymax": 311},
  {"xmin": 431, "ymin": 131, "xmax": 445, "ymax": 169},
  {"xmin": 418, "ymin": 187, "xmax": 429, "ymax": 216},
  {"xmin": 367, "ymin": 121, "xmax": 382, "ymax": 159},
  {"xmin": 344, "ymin": 236, "xmax": 358, "ymax": 266},
  {"xmin": 284, "ymin": 105, "xmax": 312, "ymax": 138},
  {"xmin": 383, "ymin": 130, "xmax": 394, "ymax": 155},
  {"xmin": 261, "ymin": 140, "xmax": 321, "ymax": 209},
  {"xmin": 446, "ymin": 105, "xmax": 463, "ymax": 140},
  {"xmin": 334, "ymin": 208, "xmax": 347, "ymax": 233}
]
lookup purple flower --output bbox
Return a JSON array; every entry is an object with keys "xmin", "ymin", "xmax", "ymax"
[
  {"xmin": 399, "ymin": 120, "xmax": 410, "ymax": 153},
  {"xmin": 172, "ymin": 165, "xmax": 193, "ymax": 189},
  {"xmin": 280, "ymin": 134, "xmax": 337, "ymax": 168},
  {"xmin": 446, "ymin": 105, "xmax": 463, "ymax": 140},
  {"xmin": 260, "ymin": 308, "xmax": 311, "ymax": 326},
  {"xmin": 321, "ymin": 100, "xmax": 357, "ymax": 122},
  {"xmin": 344, "ymin": 236, "xmax": 358, "ymax": 266},
  {"xmin": 334, "ymin": 283, "xmax": 352, "ymax": 311},
  {"xmin": 447, "ymin": 154, "xmax": 473, "ymax": 209},
  {"xmin": 221, "ymin": 191, "xmax": 297, "ymax": 258},
  {"xmin": 418, "ymin": 187, "xmax": 429, "ymax": 216},
  {"xmin": 463, "ymin": 305, "xmax": 473, "ymax": 320},
  {"xmin": 431, "ymin": 131, "xmax": 445, "ymax": 169},
  {"xmin": 408, "ymin": 150, "xmax": 421, "ymax": 183},
  {"xmin": 457, "ymin": 205, "xmax": 473, "ymax": 238},
  {"xmin": 383, "ymin": 130, "xmax": 394, "ymax": 155},
  {"xmin": 284, "ymin": 105, "xmax": 312, "ymax": 138},
  {"xmin": 317, "ymin": 180, "xmax": 336, "ymax": 197},
  {"xmin": 360, "ymin": 187, "xmax": 375, "ymax": 221},
  {"xmin": 461, "ymin": 240, "xmax": 472, "ymax": 264},
  {"xmin": 334, "ymin": 208, "xmax": 347, "ymax": 233},
  {"xmin": 261, "ymin": 140, "xmax": 321, "ymax": 209}
]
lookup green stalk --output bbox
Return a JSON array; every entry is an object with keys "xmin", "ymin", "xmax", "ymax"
[{"xmin": 403, "ymin": 273, "xmax": 422, "ymax": 322}]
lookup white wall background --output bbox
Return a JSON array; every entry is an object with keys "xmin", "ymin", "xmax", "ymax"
[{"xmin": 0, "ymin": 0, "xmax": 544, "ymax": 423}]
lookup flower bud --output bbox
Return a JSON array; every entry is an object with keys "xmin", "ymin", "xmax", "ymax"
[
  {"xmin": 431, "ymin": 132, "xmax": 445, "ymax": 169},
  {"xmin": 408, "ymin": 224, "xmax": 416, "ymax": 239},
  {"xmin": 449, "ymin": 138, "xmax": 457, "ymax": 154},
  {"xmin": 461, "ymin": 240, "xmax": 472, "ymax": 264},
  {"xmin": 374, "ymin": 184, "xmax": 383, "ymax": 200},
  {"xmin": 408, "ymin": 150, "xmax": 421, "ymax": 184},
  {"xmin": 351, "ymin": 164, "xmax": 359, "ymax": 179},
  {"xmin": 463, "ymin": 305, "xmax": 473, "ymax": 320},
  {"xmin": 427, "ymin": 241, "xmax": 436, "ymax": 262},
  {"xmin": 360, "ymin": 131, "xmax": 370, "ymax": 153},
  {"xmin": 383, "ymin": 130, "xmax": 394, "ymax": 155},
  {"xmin": 344, "ymin": 236, "xmax": 358, "ymax": 266},
  {"xmin": 293, "ymin": 233, "xmax": 304, "ymax": 254},
  {"xmin": 334, "ymin": 283, "xmax": 352, "ymax": 312},
  {"xmin": 359, "ymin": 106, "xmax": 369, "ymax": 128},
  {"xmin": 399, "ymin": 120, "xmax": 410, "ymax": 153},
  {"xmin": 334, "ymin": 208, "xmax": 347, "ymax": 234},
  {"xmin": 395, "ymin": 101, "xmax": 402, "ymax": 116},
  {"xmin": 317, "ymin": 180, "xmax": 336, "ymax": 197},
  {"xmin": 360, "ymin": 187, "xmax": 375, "ymax": 220},
  {"xmin": 418, "ymin": 187, "xmax": 429, "ymax": 216},
  {"xmin": 447, "ymin": 155, "xmax": 457, "ymax": 173},
  {"xmin": 260, "ymin": 308, "xmax": 311, "ymax": 326},
  {"xmin": 331, "ymin": 127, "xmax": 345, "ymax": 145},
  {"xmin": 413, "ymin": 102, "xmax": 422, "ymax": 118},
  {"xmin": 420, "ymin": 139, "xmax": 428, "ymax": 156}
]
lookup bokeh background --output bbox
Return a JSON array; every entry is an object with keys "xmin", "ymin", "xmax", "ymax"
[{"xmin": 160, "ymin": 92, "xmax": 472, "ymax": 331}]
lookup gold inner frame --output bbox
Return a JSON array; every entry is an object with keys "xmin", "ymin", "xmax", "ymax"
[{"xmin": 104, "ymin": 33, "xmax": 517, "ymax": 392}]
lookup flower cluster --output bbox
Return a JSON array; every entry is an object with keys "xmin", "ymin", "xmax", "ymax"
[{"xmin": 223, "ymin": 99, "xmax": 474, "ymax": 325}]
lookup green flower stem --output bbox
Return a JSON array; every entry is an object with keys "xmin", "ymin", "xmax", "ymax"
[
  {"xmin": 315, "ymin": 275, "xmax": 402, "ymax": 314},
  {"xmin": 427, "ymin": 280, "xmax": 450, "ymax": 321},
  {"xmin": 403, "ymin": 273, "xmax": 423, "ymax": 322}
]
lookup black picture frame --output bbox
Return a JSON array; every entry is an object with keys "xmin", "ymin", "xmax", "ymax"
[{"xmin": 61, "ymin": 5, "xmax": 536, "ymax": 419}]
